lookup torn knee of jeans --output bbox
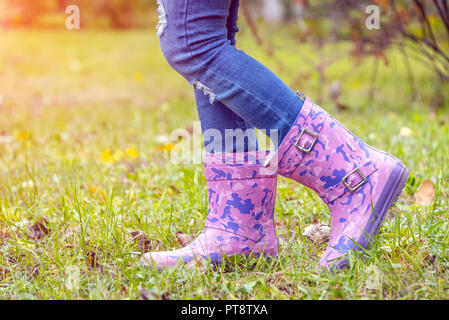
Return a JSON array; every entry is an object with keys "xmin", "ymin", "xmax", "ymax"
[
  {"xmin": 156, "ymin": 0, "xmax": 167, "ymax": 37},
  {"xmin": 191, "ymin": 81, "xmax": 216, "ymax": 104}
]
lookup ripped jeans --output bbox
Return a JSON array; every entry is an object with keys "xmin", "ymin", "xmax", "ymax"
[{"xmin": 156, "ymin": 0, "xmax": 304, "ymax": 153}]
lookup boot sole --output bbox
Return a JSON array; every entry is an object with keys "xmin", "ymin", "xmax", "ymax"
[{"xmin": 373, "ymin": 160, "xmax": 409, "ymax": 239}]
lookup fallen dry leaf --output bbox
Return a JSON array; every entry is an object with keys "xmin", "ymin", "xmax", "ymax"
[
  {"xmin": 29, "ymin": 264, "xmax": 40, "ymax": 278},
  {"xmin": 266, "ymin": 271, "xmax": 284, "ymax": 284},
  {"xmin": 415, "ymin": 180, "xmax": 435, "ymax": 205},
  {"xmin": 425, "ymin": 254, "xmax": 437, "ymax": 266},
  {"xmin": 28, "ymin": 218, "xmax": 50, "ymax": 240},
  {"xmin": 133, "ymin": 72, "xmax": 144, "ymax": 83},
  {"xmin": 126, "ymin": 147, "xmax": 139, "ymax": 159},
  {"xmin": 0, "ymin": 268, "xmax": 10, "ymax": 281},
  {"xmin": 176, "ymin": 231, "xmax": 194, "ymax": 247},
  {"xmin": 139, "ymin": 287, "xmax": 170, "ymax": 300},
  {"xmin": 336, "ymin": 102, "xmax": 349, "ymax": 112},
  {"xmin": 278, "ymin": 283, "xmax": 296, "ymax": 295},
  {"xmin": 130, "ymin": 231, "xmax": 151, "ymax": 252},
  {"xmin": 156, "ymin": 143, "xmax": 176, "ymax": 152},
  {"xmin": 86, "ymin": 184, "xmax": 106, "ymax": 202},
  {"xmin": 302, "ymin": 222, "xmax": 331, "ymax": 246},
  {"xmin": 15, "ymin": 130, "xmax": 31, "ymax": 141},
  {"xmin": 139, "ymin": 287, "xmax": 157, "ymax": 300},
  {"xmin": 101, "ymin": 149, "xmax": 115, "ymax": 164},
  {"xmin": 86, "ymin": 249, "xmax": 103, "ymax": 271},
  {"xmin": 0, "ymin": 230, "xmax": 11, "ymax": 244}
]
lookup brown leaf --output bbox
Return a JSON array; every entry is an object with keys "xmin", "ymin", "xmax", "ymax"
[
  {"xmin": 28, "ymin": 218, "xmax": 50, "ymax": 240},
  {"xmin": 0, "ymin": 267, "xmax": 10, "ymax": 281},
  {"xmin": 0, "ymin": 230, "xmax": 11, "ymax": 244},
  {"xmin": 139, "ymin": 287, "xmax": 157, "ymax": 300},
  {"xmin": 425, "ymin": 254, "xmax": 437, "ymax": 266},
  {"xmin": 161, "ymin": 293, "xmax": 170, "ymax": 300},
  {"xmin": 86, "ymin": 249, "xmax": 103, "ymax": 271},
  {"xmin": 130, "ymin": 231, "xmax": 151, "ymax": 252},
  {"xmin": 415, "ymin": 180, "xmax": 435, "ymax": 205},
  {"xmin": 138, "ymin": 287, "xmax": 170, "ymax": 300},
  {"xmin": 176, "ymin": 232, "xmax": 194, "ymax": 247},
  {"xmin": 302, "ymin": 223, "xmax": 331, "ymax": 246},
  {"xmin": 29, "ymin": 264, "xmax": 40, "ymax": 278},
  {"xmin": 266, "ymin": 271, "xmax": 284, "ymax": 284},
  {"xmin": 169, "ymin": 184, "xmax": 180, "ymax": 194},
  {"xmin": 336, "ymin": 102, "xmax": 349, "ymax": 112},
  {"xmin": 278, "ymin": 283, "xmax": 296, "ymax": 295}
]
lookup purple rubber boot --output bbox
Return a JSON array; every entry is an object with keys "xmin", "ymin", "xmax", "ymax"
[
  {"xmin": 141, "ymin": 151, "xmax": 279, "ymax": 268},
  {"xmin": 267, "ymin": 92, "xmax": 409, "ymax": 270}
]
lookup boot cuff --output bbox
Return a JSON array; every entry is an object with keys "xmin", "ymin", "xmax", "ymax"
[{"xmin": 204, "ymin": 151, "xmax": 277, "ymax": 181}]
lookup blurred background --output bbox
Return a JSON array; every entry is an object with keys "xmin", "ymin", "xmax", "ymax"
[
  {"xmin": 1, "ymin": 0, "xmax": 448, "ymax": 183},
  {"xmin": 1, "ymin": 0, "xmax": 448, "ymax": 107}
]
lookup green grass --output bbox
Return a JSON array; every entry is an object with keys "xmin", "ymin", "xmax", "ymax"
[{"xmin": 0, "ymin": 27, "xmax": 448, "ymax": 300}]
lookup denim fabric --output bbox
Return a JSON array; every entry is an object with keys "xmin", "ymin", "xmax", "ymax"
[{"xmin": 157, "ymin": 0, "xmax": 304, "ymax": 153}]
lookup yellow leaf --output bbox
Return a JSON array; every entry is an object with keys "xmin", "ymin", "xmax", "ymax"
[
  {"xmin": 351, "ymin": 81, "xmax": 360, "ymax": 88},
  {"xmin": 126, "ymin": 147, "xmax": 139, "ymax": 159},
  {"xmin": 156, "ymin": 143, "xmax": 175, "ymax": 152},
  {"xmin": 15, "ymin": 130, "xmax": 31, "ymax": 141},
  {"xmin": 101, "ymin": 149, "xmax": 115, "ymax": 164},
  {"xmin": 86, "ymin": 185, "xmax": 106, "ymax": 202},
  {"xmin": 133, "ymin": 72, "xmax": 144, "ymax": 83},
  {"xmin": 415, "ymin": 180, "xmax": 435, "ymax": 205}
]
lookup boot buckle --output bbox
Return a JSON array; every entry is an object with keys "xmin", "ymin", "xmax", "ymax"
[
  {"xmin": 342, "ymin": 168, "xmax": 367, "ymax": 193},
  {"xmin": 295, "ymin": 129, "xmax": 318, "ymax": 154}
]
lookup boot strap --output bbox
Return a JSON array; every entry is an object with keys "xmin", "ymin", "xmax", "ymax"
[{"xmin": 324, "ymin": 161, "xmax": 379, "ymax": 203}]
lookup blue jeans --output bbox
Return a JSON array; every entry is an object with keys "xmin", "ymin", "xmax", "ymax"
[{"xmin": 157, "ymin": 0, "xmax": 304, "ymax": 153}]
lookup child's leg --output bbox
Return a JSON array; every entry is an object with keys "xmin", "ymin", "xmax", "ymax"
[
  {"xmin": 157, "ymin": 0, "xmax": 304, "ymax": 145},
  {"xmin": 142, "ymin": 1, "xmax": 282, "ymax": 268},
  {"xmin": 193, "ymin": 0, "xmax": 257, "ymax": 154},
  {"xmin": 194, "ymin": 88, "xmax": 258, "ymax": 153}
]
